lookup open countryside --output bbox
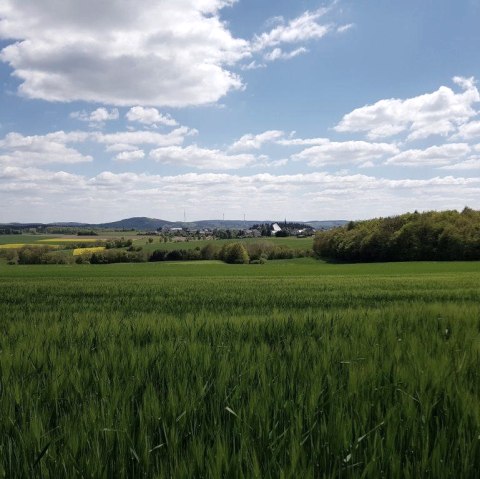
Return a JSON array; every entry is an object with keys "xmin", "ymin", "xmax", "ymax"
[
  {"xmin": 1, "ymin": 211, "xmax": 480, "ymax": 477},
  {"xmin": 2, "ymin": 0, "xmax": 480, "ymax": 477}
]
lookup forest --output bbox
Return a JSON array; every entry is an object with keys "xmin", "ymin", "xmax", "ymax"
[{"xmin": 313, "ymin": 207, "xmax": 480, "ymax": 262}]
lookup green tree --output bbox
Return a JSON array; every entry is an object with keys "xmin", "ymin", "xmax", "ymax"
[{"xmin": 221, "ymin": 243, "xmax": 250, "ymax": 264}]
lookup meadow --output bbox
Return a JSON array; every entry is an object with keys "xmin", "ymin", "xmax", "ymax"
[{"xmin": 1, "ymin": 259, "xmax": 480, "ymax": 477}]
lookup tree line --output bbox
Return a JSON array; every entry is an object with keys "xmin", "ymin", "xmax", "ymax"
[
  {"xmin": 3, "ymin": 241, "xmax": 313, "ymax": 265},
  {"xmin": 313, "ymin": 208, "xmax": 480, "ymax": 262}
]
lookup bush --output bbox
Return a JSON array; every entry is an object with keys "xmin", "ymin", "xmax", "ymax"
[
  {"xmin": 200, "ymin": 243, "xmax": 221, "ymax": 260},
  {"xmin": 105, "ymin": 239, "xmax": 133, "ymax": 249},
  {"xmin": 149, "ymin": 249, "xmax": 202, "ymax": 262},
  {"xmin": 220, "ymin": 243, "xmax": 249, "ymax": 264},
  {"xmin": 89, "ymin": 250, "xmax": 145, "ymax": 264},
  {"xmin": 17, "ymin": 246, "xmax": 74, "ymax": 265}
]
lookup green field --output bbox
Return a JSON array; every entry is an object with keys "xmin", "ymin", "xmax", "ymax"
[
  {"xmin": 1, "ymin": 259, "xmax": 480, "ymax": 477},
  {"xmin": 0, "ymin": 233, "xmax": 314, "ymax": 256},
  {"xmin": 134, "ymin": 235, "xmax": 314, "ymax": 253},
  {"xmin": 0, "ymin": 234, "xmax": 56, "ymax": 245}
]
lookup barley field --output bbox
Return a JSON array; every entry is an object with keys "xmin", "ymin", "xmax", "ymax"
[{"xmin": 1, "ymin": 259, "xmax": 479, "ymax": 478}]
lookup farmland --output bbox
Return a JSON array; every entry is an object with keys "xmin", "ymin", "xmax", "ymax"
[{"xmin": 1, "ymin": 259, "xmax": 480, "ymax": 477}]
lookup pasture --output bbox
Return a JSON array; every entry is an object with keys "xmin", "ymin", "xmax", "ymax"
[{"xmin": 1, "ymin": 259, "xmax": 479, "ymax": 477}]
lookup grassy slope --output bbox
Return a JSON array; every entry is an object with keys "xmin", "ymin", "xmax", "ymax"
[{"xmin": 1, "ymin": 260, "xmax": 480, "ymax": 477}]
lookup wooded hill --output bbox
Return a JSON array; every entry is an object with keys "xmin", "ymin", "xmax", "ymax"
[{"xmin": 313, "ymin": 208, "xmax": 480, "ymax": 262}]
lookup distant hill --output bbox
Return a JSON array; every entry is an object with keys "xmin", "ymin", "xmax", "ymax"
[
  {"xmin": 1, "ymin": 217, "xmax": 349, "ymax": 231},
  {"xmin": 305, "ymin": 220, "xmax": 349, "ymax": 230},
  {"xmin": 94, "ymin": 217, "xmax": 173, "ymax": 230}
]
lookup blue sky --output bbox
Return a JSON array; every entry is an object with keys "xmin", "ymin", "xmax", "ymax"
[{"xmin": 1, "ymin": 0, "xmax": 480, "ymax": 223}]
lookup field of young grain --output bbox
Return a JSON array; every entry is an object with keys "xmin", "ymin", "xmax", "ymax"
[
  {"xmin": 135, "ymin": 235, "xmax": 314, "ymax": 253},
  {"xmin": 1, "ymin": 259, "xmax": 479, "ymax": 478}
]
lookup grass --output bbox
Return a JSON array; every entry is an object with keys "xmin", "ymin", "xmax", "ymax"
[
  {"xmin": 136, "ymin": 236, "xmax": 314, "ymax": 253},
  {"xmin": 1, "ymin": 260, "xmax": 479, "ymax": 477},
  {"xmin": 38, "ymin": 238, "xmax": 104, "ymax": 244},
  {"xmin": 0, "ymin": 235, "xmax": 56, "ymax": 245}
]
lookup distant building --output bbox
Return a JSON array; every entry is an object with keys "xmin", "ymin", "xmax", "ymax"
[{"xmin": 272, "ymin": 223, "xmax": 282, "ymax": 233}]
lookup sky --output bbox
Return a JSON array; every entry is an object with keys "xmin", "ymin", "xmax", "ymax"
[{"xmin": 1, "ymin": 0, "xmax": 480, "ymax": 223}]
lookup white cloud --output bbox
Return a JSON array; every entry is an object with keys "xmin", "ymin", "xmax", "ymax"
[
  {"xmin": 0, "ymin": 0, "xmax": 248, "ymax": 107},
  {"xmin": 2, "ymin": 167, "xmax": 479, "ymax": 223},
  {"xmin": 337, "ymin": 24, "xmax": 354, "ymax": 33},
  {"xmin": 71, "ymin": 107, "xmax": 119, "ymax": 124},
  {"xmin": 105, "ymin": 143, "xmax": 139, "ymax": 153},
  {"xmin": 264, "ymin": 47, "xmax": 307, "ymax": 62},
  {"xmin": 335, "ymin": 77, "xmax": 480, "ymax": 141},
  {"xmin": 126, "ymin": 107, "xmax": 178, "ymax": 126},
  {"xmin": 0, "ymin": 1, "xmax": 347, "ymax": 106},
  {"xmin": 229, "ymin": 130, "xmax": 285, "ymax": 152},
  {"xmin": 150, "ymin": 144, "xmax": 256, "ymax": 170},
  {"xmin": 115, "ymin": 150, "xmax": 145, "ymax": 162},
  {"xmin": 0, "ymin": 131, "xmax": 92, "ymax": 166},
  {"xmin": 252, "ymin": 8, "xmax": 331, "ymax": 52},
  {"xmin": 277, "ymin": 137, "xmax": 329, "ymax": 146},
  {"xmin": 453, "ymin": 120, "xmax": 480, "ymax": 140},
  {"xmin": 94, "ymin": 126, "xmax": 195, "ymax": 148},
  {"xmin": 0, "ymin": 165, "xmax": 83, "ymax": 184},
  {"xmin": 240, "ymin": 60, "xmax": 266, "ymax": 71},
  {"xmin": 440, "ymin": 158, "xmax": 480, "ymax": 170},
  {"xmin": 385, "ymin": 143, "xmax": 471, "ymax": 167},
  {"xmin": 292, "ymin": 140, "xmax": 399, "ymax": 167}
]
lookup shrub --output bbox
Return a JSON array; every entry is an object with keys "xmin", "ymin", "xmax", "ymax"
[
  {"xmin": 200, "ymin": 243, "xmax": 221, "ymax": 260},
  {"xmin": 220, "ymin": 243, "xmax": 249, "ymax": 264}
]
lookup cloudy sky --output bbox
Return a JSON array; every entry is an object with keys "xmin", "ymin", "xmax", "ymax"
[{"xmin": 1, "ymin": 0, "xmax": 480, "ymax": 223}]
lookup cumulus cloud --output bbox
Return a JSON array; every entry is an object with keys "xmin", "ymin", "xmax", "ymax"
[
  {"xmin": 292, "ymin": 140, "xmax": 400, "ymax": 167},
  {"xmin": 452, "ymin": 120, "xmax": 480, "ymax": 140},
  {"xmin": 0, "ymin": 1, "xmax": 347, "ymax": 106},
  {"xmin": 3, "ymin": 167, "xmax": 479, "ymax": 222},
  {"xmin": 0, "ymin": 131, "xmax": 92, "ymax": 166},
  {"xmin": 94, "ymin": 127, "xmax": 196, "ymax": 148},
  {"xmin": 385, "ymin": 143, "xmax": 471, "ymax": 167},
  {"xmin": 115, "ymin": 150, "xmax": 145, "ymax": 162},
  {"xmin": 229, "ymin": 130, "xmax": 285, "ymax": 152},
  {"xmin": 440, "ymin": 158, "xmax": 480, "ymax": 170},
  {"xmin": 335, "ymin": 77, "xmax": 480, "ymax": 141},
  {"xmin": 150, "ymin": 144, "xmax": 256, "ymax": 170},
  {"xmin": 71, "ymin": 107, "xmax": 119, "ymax": 125},
  {"xmin": 277, "ymin": 137, "xmax": 329, "ymax": 146},
  {"xmin": 0, "ymin": 0, "xmax": 248, "ymax": 107},
  {"xmin": 126, "ymin": 107, "xmax": 178, "ymax": 126}
]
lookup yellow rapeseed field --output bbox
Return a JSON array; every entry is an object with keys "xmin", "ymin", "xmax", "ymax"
[
  {"xmin": 73, "ymin": 247, "xmax": 106, "ymax": 256},
  {"xmin": 39, "ymin": 238, "xmax": 101, "ymax": 243},
  {"xmin": 0, "ymin": 244, "xmax": 57, "ymax": 249}
]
